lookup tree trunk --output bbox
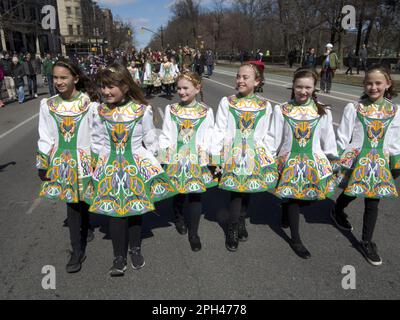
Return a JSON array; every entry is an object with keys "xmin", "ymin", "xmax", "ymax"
[{"xmin": 355, "ymin": 2, "xmax": 365, "ymax": 56}]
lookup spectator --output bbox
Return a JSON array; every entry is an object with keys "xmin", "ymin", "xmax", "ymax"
[
  {"xmin": 0, "ymin": 52, "xmax": 16, "ymax": 101},
  {"xmin": 0, "ymin": 58, "xmax": 4, "ymax": 101},
  {"xmin": 23, "ymin": 53, "xmax": 38, "ymax": 98},
  {"xmin": 193, "ymin": 50, "xmax": 205, "ymax": 78},
  {"xmin": 288, "ymin": 49, "xmax": 297, "ymax": 68},
  {"xmin": 183, "ymin": 47, "xmax": 193, "ymax": 70},
  {"xmin": 256, "ymin": 49, "xmax": 264, "ymax": 62},
  {"xmin": 345, "ymin": 48, "xmax": 355, "ymax": 75},
  {"xmin": 11, "ymin": 56, "xmax": 25, "ymax": 104},
  {"xmin": 205, "ymin": 49, "xmax": 214, "ymax": 77},
  {"xmin": 320, "ymin": 43, "xmax": 339, "ymax": 94},
  {"xmin": 43, "ymin": 53, "xmax": 55, "ymax": 96},
  {"xmin": 303, "ymin": 48, "xmax": 316, "ymax": 70},
  {"xmin": 357, "ymin": 43, "xmax": 368, "ymax": 74}
]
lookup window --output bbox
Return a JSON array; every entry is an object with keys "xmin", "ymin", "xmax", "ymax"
[
  {"xmin": 77, "ymin": 25, "xmax": 81, "ymax": 35},
  {"xmin": 66, "ymin": 6, "xmax": 72, "ymax": 15},
  {"xmin": 76, "ymin": 7, "xmax": 80, "ymax": 15},
  {"xmin": 68, "ymin": 25, "xmax": 73, "ymax": 35}
]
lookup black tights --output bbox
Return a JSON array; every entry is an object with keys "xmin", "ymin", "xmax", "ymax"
[
  {"xmin": 109, "ymin": 216, "xmax": 143, "ymax": 258},
  {"xmin": 228, "ymin": 192, "xmax": 250, "ymax": 224},
  {"xmin": 173, "ymin": 193, "xmax": 202, "ymax": 237},
  {"xmin": 283, "ymin": 200, "xmax": 311, "ymax": 244},
  {"xmin": 66, "ymin": 202, "xmax": 90, "ymax": 253},
  {"xmin": 336, "ymin": 192, "xmax": 380, "ymax": 242},
  {"xmin": 146, "ymin": 85, "xmax": 153, "ymax": 96}
]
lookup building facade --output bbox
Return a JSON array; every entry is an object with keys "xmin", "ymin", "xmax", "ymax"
[
  {"xmin": 57, "ymin": 0, "xmax": 108, "ymax": 56},
  {"xmin": 0, "ymin": 0, "xmax": 61, "ymax": 54}
]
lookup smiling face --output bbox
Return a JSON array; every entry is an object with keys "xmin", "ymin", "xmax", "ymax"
[
  {"xmin": 53, "ymin": 66, "xmax": 79, "ymax": 99},
  {"xmin": 236, "ymin": 65, "xmax": 260, "ymax": 97},
  {"xmin": 293, "ymin": 76, "xmax": 315, "ymax": 104},
  {"xmin": 177, "ymin": 78, "xmax": 200, "ymax": 104},
  {"xmin": 101, "ymin": 84, "xmax": 127, "ymax": 105},
  {"xmin": 364, "ymin": 70, "xmax": 391, "ymax": 102}
]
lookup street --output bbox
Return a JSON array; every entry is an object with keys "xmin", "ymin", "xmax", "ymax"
[{"xmin": 0, "ymin": 67, "xmax": 399, "ymax": 300}]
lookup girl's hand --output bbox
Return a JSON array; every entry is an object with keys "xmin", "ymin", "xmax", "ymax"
[{"xmin": 38, "ymin": 169, "xmax": 51, "ymax": 181}]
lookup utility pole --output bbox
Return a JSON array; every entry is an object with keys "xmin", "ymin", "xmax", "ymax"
[
  {"xmin": 160, "ymin": 26, "xmax": 164, "ymax": 50},
  {"xmin": 141, "ymin": 26, "xmax": 164, "ymax": 50}
]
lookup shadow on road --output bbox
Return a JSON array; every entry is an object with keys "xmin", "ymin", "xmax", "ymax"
[
  {"xmin": 62, "ymin": 187, "xmax": 347, "ymax": 249},
  {"xmin": 0, "ymin": 161, "xmax": 16, "ymax": 172}
]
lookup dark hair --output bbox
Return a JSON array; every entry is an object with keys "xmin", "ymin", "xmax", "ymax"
[
  {"xmin": 97, "ymin": 63, "xmax": 148, "ymax": 105},
  {"xmin": 53, "ymin": 58, "xmax": 99, "ymax": 101},
  {"xmin": 361, "ymin": 64, "xmax": 397, "ymax": 100},
  {"xmin": 291, "ymin": 68, "xmax": 327, "ymax": 116}
]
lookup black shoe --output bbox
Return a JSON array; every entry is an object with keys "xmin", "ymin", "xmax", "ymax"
[
  {"xmin": 189, "ymin": 235, "xmax": 202, "ymax": 252},
  {"xmin": 238, "ymin": 217, "xmax": 248, "ymax": 242},
  {"xmin": 174, "ymin": 211, "xmax": 187, "ymax": 235},
  {"xmin": 109, "ymin": 256, "xmax": 127, "ymax": 277},
  {"xmin": 66, "ymin": 250, "xmax": 86, "ymax": 273},
  {"xmin": 225, "ymin": 223, "xmax": 239, "ymax": 252},
  {"xmin": 87, "ymin": 229, "xmax": 95, "ymax": 242},
  {"xmin": 331, "ymin": 209, "xmax": 353, "ymax": 231},
  {"xmin": 289, "ymin": 240, "xmax": 311, "ymax": 259},
  {"xmin": 129, "ymin": 247, "xmax": 145, "ymax": 270},
  {"xmin": 359, "ymin": 241, "xmax": 382, "ymax": 266}
]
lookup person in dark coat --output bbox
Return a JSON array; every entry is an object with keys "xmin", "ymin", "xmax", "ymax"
[
  {"xmin": 23, "ymin": 53, "xmax": 38, "ymax": 98},
  {"xmin": 11, "ymin": 56, "xmax": 25, "ymax": 103},
  {"xmin": 193, "ymin": 50, "xmax": 205, "ymax": 78},
  {"xmin": 303, "ymin": 48, "xmax": 316, "ymax": 70},
  {"xmin": 345, "ymin": 49, "xmax": 355, "ymax": 75}
]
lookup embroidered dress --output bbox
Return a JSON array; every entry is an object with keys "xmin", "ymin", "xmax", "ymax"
[
  {"xmin": 86, "ymin": 101, "xmax": 178, "ymax": 217},
  {"xmin": 159, "ymin": 101, "xmax": 217, "ymax": 193},
  {"xmin": 128, "ymin": 66, "xmax": 141, "ymax": 84},
  {"xmin": 269, "ymin": 99, "xmax": 338, "ymax": 200},
  {"xmin": 159, "ymin": 62, "xmax": 177, "ymax": 85},
  {"xmin": 36, "ymin": 92, "xmax": 98, "ymax": 203},
  {"xmin": 210, "ymin": 94, "xmax": 278, "ymax": 193},
  {"xmin": 336, "ymin": 98, "xmax": 400, "ymax": 198},
  {"xmin": 143, "ymin": 62, "xmax": 153, "ymax": 87}
]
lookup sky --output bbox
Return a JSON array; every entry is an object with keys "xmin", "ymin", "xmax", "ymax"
[{"xmin": 97, "ymin": 0, "xmax": 177, "ymax": 49}]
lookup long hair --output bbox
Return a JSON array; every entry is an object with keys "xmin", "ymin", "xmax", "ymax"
[
  {"xmin": 52, "ymin": 58, "xmax": 99, "ymax": 101},
  {"xmin": 291, "ymin": 68, "xmax": 327, "ymax": 116},
  {"xmin": 97, "ymin": 63, "xmax": 148, "ymax": 105},
  {"xmin": 361, "ymin": 64, "xmax": 397, "ymax": 100}
]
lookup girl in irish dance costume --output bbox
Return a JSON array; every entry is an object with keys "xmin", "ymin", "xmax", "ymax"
[
  {"xmin": 36, "ymin": 58, "xmax": 98, "ymax": 273},
  {"xmin": 159, "ymin": 56, "xmax": 178, "ymax": 99},
  {"xmin": 269, "ymin": 68, "xmax": 338, "ymax": 259},
  {"xmin": 143, "ymin": 55, "xmax": 154, "ymax": 98},
  {"xmin": 159, "ymin": 72, "xmax": 216, "ymax": 252},
  {"xmin": 86, "ymin": 64, "xmax": 177, "ymax": 276},
  {"xmin": 332, "ymin": 64, "xmax": 399, "ymax": 266},
  {"xmin": 210, "ymin": 63, "xmax": 278, "ymax": 252},
  {"xmin": 127, "ymin": 61, "xmax": 141, "ymax": 86}
]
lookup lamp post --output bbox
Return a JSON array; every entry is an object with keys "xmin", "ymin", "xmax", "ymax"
[{"xmin": 140, "ymin": 26, "xmax": 164, "ymax": 50}]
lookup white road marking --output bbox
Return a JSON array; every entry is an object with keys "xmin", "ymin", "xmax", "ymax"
[
  {"xmin": 204, "ymin": 77, "xmax": 340, "ymax": 127},
  {"xmin": 0, "ymin": 113, "xmax": 39, "ymax": 140},
  {"xmin": 214, "ymin": 69, "xmax": 361, "ymax": 100},
  {"xmin": 26, "ymin": 197, "xmax": 42, "ymax": 215}
]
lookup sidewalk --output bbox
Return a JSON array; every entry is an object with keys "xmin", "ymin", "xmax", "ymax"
[{"xmin": 216, "ymin": 60, "xmax": 400, "ymax": 86}]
